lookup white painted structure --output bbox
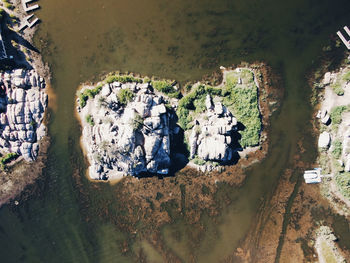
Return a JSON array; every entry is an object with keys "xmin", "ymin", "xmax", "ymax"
[
  {"xmin": 337, "ymin": 26, "xmax": 350, "ymax": 50},
  {"xmin": 19, "ymin": 0, "xmax": 40, "ymax": 31},
  {"xmin": 19, "ymin": 14, "xmax": 39, "ymax": 31},
  {"xmin": 0, "ymin": 28, "xmax": 8, "ymax": 60},
  {"xmin": 21, "ymin": 0, "xmax": 39, "ymax": 13},
  {"xmin": 304, "ymin": 168, "xmax": 322, "ymax": 184}
]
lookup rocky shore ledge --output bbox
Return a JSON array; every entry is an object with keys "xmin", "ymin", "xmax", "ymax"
[
  {"xmin": 316, "ymin": 66, "xmax": 350, "ymax": 213},
  {"xmin": 0, "ymin": 69, "xmax": 47, "ymax": 161},
  {"xmin": 77, "ymin": 68, "xmax": 262, "ymax": 180},
  {"xmin": 0, "ymin": 4, "xmax": 50, "ymax": 206}
]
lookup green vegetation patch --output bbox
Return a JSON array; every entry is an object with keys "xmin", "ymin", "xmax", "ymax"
[
  {"xmin": 117, "ymin": 88, "xmax": 134, "ymax": 105},
  {"xmin": 342, "ymin": 71, "xmax": 350, "ymax": 82},
  {"xmin": 331, "ymin": 82, "xmax": 344, "ymax": 96},
  {"xmin": 1, "ymin": 152, "xmax": 18, "ymax": 165},
  {"xmin": 132, "ymin": 113, "xmax": 143, "ymax": 131},
  {"xmin": 79, "ymin": 85, "xmax": 102, "ymax": 108},
  {"xmin": 177, "ymin": 69, "xmax": 260, "ymax": 148},
  {"xmin": 176, "ymin": 85, "xmax": 221, "ymax": 130},
  {"xmin": 105, "ymin": 74, "xmax": 142, "ymax": 84},
  {"xmin": 223, "ymin": 70, "xmax": 260, "ymax": 147},
  {"xmin": 335, "ymin": 172, "xmax": 350, "ymax": 200},
  {"xmin": 331, "ymin": 139, "xmax": 342, "ymax": 159},
  {"xmin": 330, "ymin": 105, "xmax": 350, "ymax": 132},
  {"xmin": 85, "ymin": 114, "xmax": 94, "ymax": 126},
  {"xmin": 151, "ymin": 80, "xmax": 180, "ymax": 98}
]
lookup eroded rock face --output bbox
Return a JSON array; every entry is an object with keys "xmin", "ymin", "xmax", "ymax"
[
  {"xmin": 0, "ymin": 69, "xmax": 47, "ymax": 161},
  {"xmin": 189, "ymin": 96, "xmax": 238, "ymax": 163},
  {"xmin": 80, "ymin": 82, "xmax": 176, "ymax": 180}
]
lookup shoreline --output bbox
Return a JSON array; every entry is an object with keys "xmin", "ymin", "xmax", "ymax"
[
  {"xmin": 71, "ymin": 62, "xmax": 283, "ymax": 236},
  {"xmin": 0, "ymin": 0, "xmax": 52, "ymax": 207}
]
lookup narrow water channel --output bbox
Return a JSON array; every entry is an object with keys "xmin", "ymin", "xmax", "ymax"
[{"xmin": 0, "ymin": 0, "xmax": 350, "ymax": 262}]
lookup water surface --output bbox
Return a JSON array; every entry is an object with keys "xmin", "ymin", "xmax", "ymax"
[{"xmin": 0, "ymin": 0, "xmax": 350, "ymax": 262}]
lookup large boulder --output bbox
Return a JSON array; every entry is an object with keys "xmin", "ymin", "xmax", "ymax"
[{"xmin": 318, "ymin": 132, "xmax": 331, "ymax": 148}]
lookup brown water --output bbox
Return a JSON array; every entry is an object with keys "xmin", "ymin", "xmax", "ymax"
[{"xmin": 0, "ymin": 0, "xmax": 350, "ymax": 262}]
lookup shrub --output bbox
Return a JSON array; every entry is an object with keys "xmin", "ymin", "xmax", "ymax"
[
  {"xmin": 342, "ymin": 71, "xmax": 350, "ymax": 82},
  {"xmin": 117, "ymin": 88, "xmax": 134, "ymax": 105},
  {"xmin": 330, "ymin": 105, "xmax": 350, "ymax": 125},
  {"xmin": 85, "ymin": 114, "xmax": 94, "ymax": 126},
  {"xmin": 331, "ymin": 82, "xmax": 344, "ymax": 96},
  {"xmin": 193, "ymin": 156, "xmax": 206, "ymax": 165},
  {"xmin": 132, "ymin": 113, "xmax": 143, "ymax": 131},
  {"xmin": 335, "ymin": 172, "xmax": 350, "ymax": 200},
  {"xmin": 332, "ymin": 139, "xmax": 342, "ymax": 159},
  {"xmin": 79, "ymin": 85, "xmax": 102, "ymax": 108},
  {"xmin": 1, "ymin": 152, "xmax": 19, "ymax": 165},
  {"xmin": 105, "ymin": 74, "xmax": 142, "ymax": 84},
  {"xmin": 151, "ymin": 80, "xmax": 180, "ymax": 98}
]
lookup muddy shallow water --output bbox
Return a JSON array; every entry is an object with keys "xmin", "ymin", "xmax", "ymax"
[{"xmin": 0, "ymin": 0, "xmax": 350, "ymax": 262}]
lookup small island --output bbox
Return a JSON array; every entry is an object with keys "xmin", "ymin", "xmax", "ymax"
[{"xmin": 77, "ymin": 67, "xmax": 263, "ymax": 180}]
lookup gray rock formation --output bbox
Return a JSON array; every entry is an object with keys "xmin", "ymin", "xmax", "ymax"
[
  {"xmin": 189, "ymin": 97, "xmax": 238, "ymax": 163},
  {"xmin": 0, "ymin": 69, "xmax": 47, "ymax": 161},
  {"xmin": 79, "ymin": 81, "xmax": 176, "ymax": 180},
  {"xmin": 318, "ymin": 131, "xmax": 331, "ymax": 148}
]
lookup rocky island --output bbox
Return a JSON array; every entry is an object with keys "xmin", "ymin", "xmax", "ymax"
[{"xmin": 77, "ymin": 67, "xmax": 262, "ymax": 180}]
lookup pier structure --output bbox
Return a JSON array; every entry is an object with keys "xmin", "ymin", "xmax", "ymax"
[
  {"xmin": 19, "ymin": 0, "xmax": 40, "ymax": 31},
  {"xmin": 337, "ymin": 26, "xmax": 350, "ymax": 50},
  {"xmin": 21, "ymin": 0, "xmax": 39, "ymax": 13},
  {"xmin": 0, "ymin": 28, "xmax": 8, "ymax": 60},
  {"xmin": 19, "ymin": 14, "xmax": 39, "ymax": 32}
]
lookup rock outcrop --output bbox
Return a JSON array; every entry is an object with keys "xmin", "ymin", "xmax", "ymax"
[
  {"xmin": 318, "ymin": 131, "xmax": 331, "ymax": 149},
  {"xmin": 189, "ymin": 94, "xmax": 238, "ymax": 163},
  {"xmin": 0, "ymin": 69, "xmax": 47, "ymax": 161},
  {"xmin": 78, "ymin": 81, "xmax": 177, "ymax": 180}
]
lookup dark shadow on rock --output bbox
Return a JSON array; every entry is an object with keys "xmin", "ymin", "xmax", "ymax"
[{"xmin": 236, "ymin": 121, "xmax": 246, "ymax": 132}]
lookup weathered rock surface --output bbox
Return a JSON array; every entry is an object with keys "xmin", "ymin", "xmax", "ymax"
[
  {"xmin": 189, "ymin": 95, "xmax": 238, "ymax": 163},
  {"xmin": 318, "ymin": 131, "xmax": 331, "ymax": 148},
  {"xmin": 79, "ymin": 82, "xmax": 177, "ymax": 180},
  {"xmin": 0, "ymin": 69, "xmax": 47, "ymax": 161}
]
